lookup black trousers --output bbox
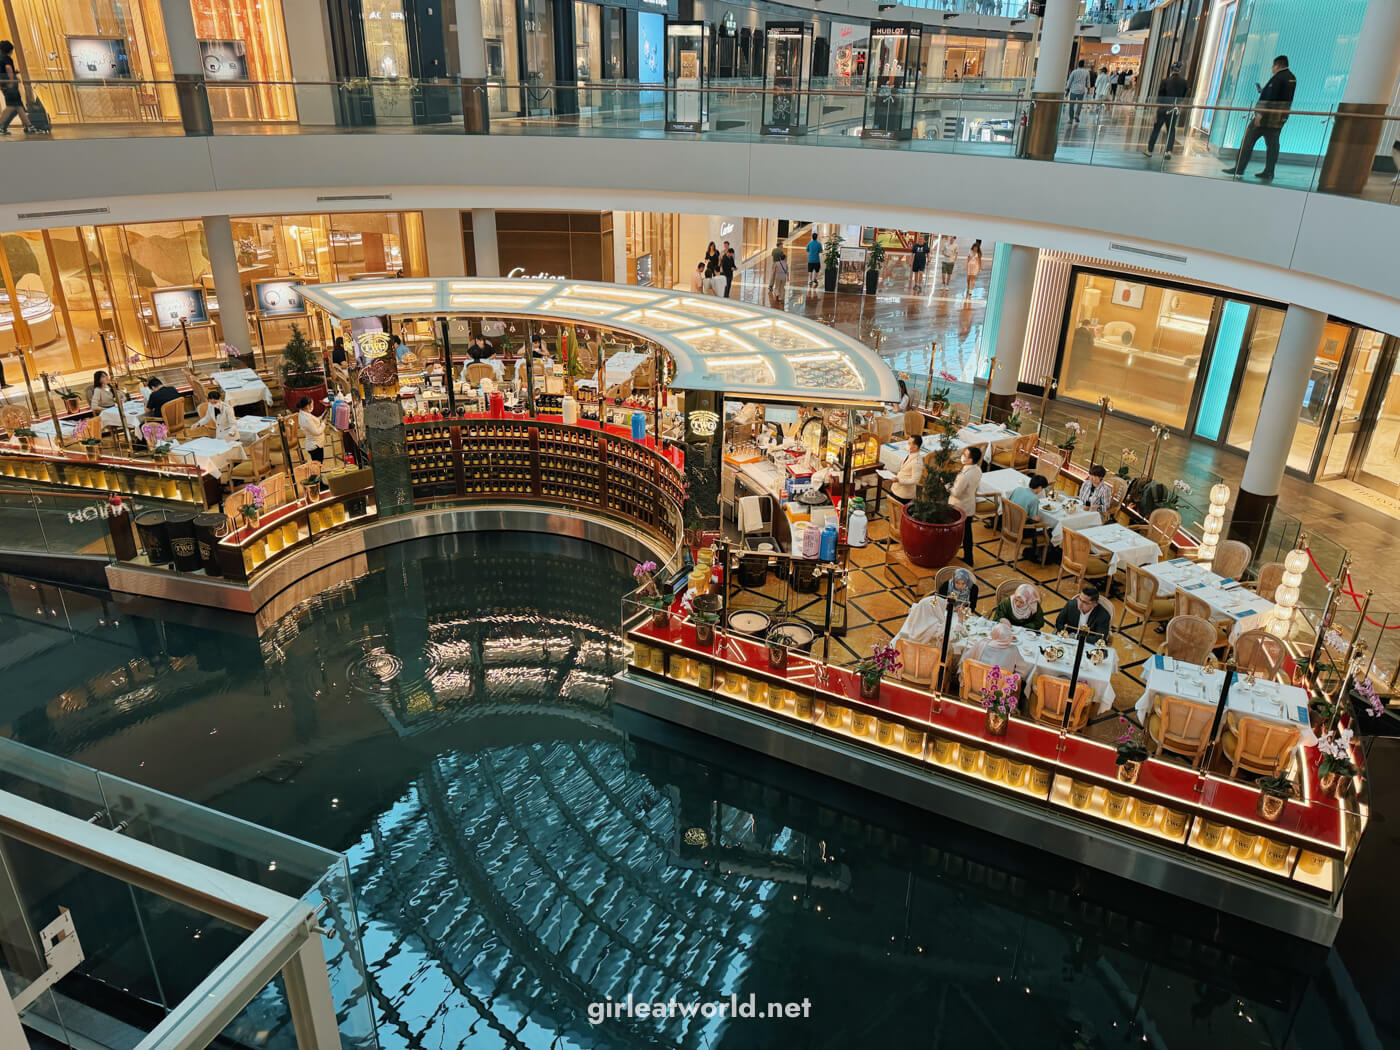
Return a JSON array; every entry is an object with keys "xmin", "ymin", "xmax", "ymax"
[
  {"xmin": 1147, "ymin": 108, "xmax": 1178, "ymax": 153},
  {"xmin": 962, "ymin": 517, "xmax": 975, "ymax": 564},
  {"xmin": 308, "ymin": 447, "xmax": 324, "ymax": 463},
  {"xmin": 1232, "ymin": 120, "xmax": 1281, "ymax": 175},
  {"xmin": 723, "ymin": 273, "xmax": 734, "ymax": 297}
]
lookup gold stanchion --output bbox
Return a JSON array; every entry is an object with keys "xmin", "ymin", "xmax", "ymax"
[
  {"xmin": 15, "ymin": 347, "xmax": 38, "ymax": 418},
  {"xmin": 1035, "ymin": 373, "xmax": 1056, "ymax": 443},
  {"xmin": 98, "ymin": 329, "xmax": 134, "ymax": 454},
  {"xmin": 1089, "ymin": 396, "xmax": 1112, "ymax": 468},
  {"xmin": 1144, "ymin": 424, "xmax": 1170, "ymax": 482},
  {"xmin": 39, "ymin": 372, "xmax": 63, "ymax": 450}
]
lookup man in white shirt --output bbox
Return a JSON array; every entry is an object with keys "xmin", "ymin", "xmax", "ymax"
[
  {"xmin": 890, "ymin": 434, "xmax": 925, "ymax": 502},
  {"xmin": 948, "ymin": 446, "xmax": 983, "ymax": 565},
  {"xmin": 1066, "ymin": 60, "xmax": 1092, "ymax": 124},
  {"xmin": 940, "ymin": 237, "xmax": 958, "ymax": 288},
  {"xmin": 196, "ymin": 389, "xmax": 239, "ymax": 443}
]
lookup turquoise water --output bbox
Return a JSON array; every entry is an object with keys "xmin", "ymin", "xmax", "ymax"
[{"xmin": 0, "ymin": 534, "xmax": 1389, "ymax": 1050}]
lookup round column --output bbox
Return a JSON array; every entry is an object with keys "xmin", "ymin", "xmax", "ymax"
[
  {"xmin": 1318, "ymin": 0, "xmax": 1400, "ymax": 195},
  {"xmin": 471, "ymin": 209, "xmax": 501, "ymax": 277},
  {"xmin": 158, "ymin": 0, "xmax": 212, "ymax": 134},
  {"xmin": 985, "ymin": 245, "xmax": 1039, "ymax": 417},
  {"xmin": 458, "ymin": 0, "xmax": 491, "ymax": 132},
  {"xmin": 1231, "ymin": 305, "xmax": 1326, "ymax": 552},
  {"xmin": 1024, "ymin": 0, "xmax": 1079, "ymax": 160},
  {"xmin": 203, "ymin": 215, "xmax": 252, "ymax": 357}
]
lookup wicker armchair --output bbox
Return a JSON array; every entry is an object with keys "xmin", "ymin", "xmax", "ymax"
[
  {"xmin": 1222, "ymin": 716, "xmax": 1301, "ymax": 778},
  {"xmin": 1119, "ymin": 562, "xmax": 1174, "ymax": 642},
  {"xmin": 1164, "ymin": 615, "xmax": 1217, "ymax": 665},
  {"xmin": 959, "ymin": 659, "xmax": 994, "ymax": 703},
  {"xmin": 998, "ymin": 495, "xmax": 1048, "ymax": 565},
  {"xmin": 1233, "ymin": 629, "xmax": 1287, "ymax": 678},
  {"xmin": 1249, "ymin": 561, "xmax": 1285, "ymax": 603},
  {"xmin": 1147, "ymin": 694, "xmax": 1216, "ymax": 763},
  {"xmin": 895, "ymin": 638, "xmax": 941, "ymax": 687},
  {"xmin": 1056, "ymin": 527, "xmax": 1111, "ymax": 593},
  {"xmin": 1133, "ymin": 507, "xmax": 1181, "ymax": 554},
  {"xmin": 1174, "ymin": 590, "xmax": 1230, "ymax": 649},
  {"xmin": 991, "ymin": 433, "xmax": 1036, "ymax": 471},
  {"xmin": 1028, "ymin": 675, "xmax": 1094, "ymax": 732},
  {"xmin": 1212, "ymin": 540, "xmax": 1252, "ymax": 580},
  {"xmin": 946, "ymin": 402, "xmax": 970, "ymax": 425}
]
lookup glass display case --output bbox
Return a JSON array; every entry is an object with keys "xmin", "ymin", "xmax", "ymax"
[
  {"xmin": 666, "ymin": 21, "xmax": 711, "ymax": 133},
  {"xmin": 761, "ymin": 22, "xmax": 812, "ymax": 137},
  {"xmin": 862, "ymin": 22, "xmax": 922, "ymax": 141}
]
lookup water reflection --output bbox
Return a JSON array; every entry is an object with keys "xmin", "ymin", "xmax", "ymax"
[{"xmin": 0, "ymin": 534, "xmax": 1380, "ymax": 1049}]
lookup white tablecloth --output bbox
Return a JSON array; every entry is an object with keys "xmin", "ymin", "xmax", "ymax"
[
  {"xmin": 954, "ymin": 422, "xmax": 1020, "ymax": 456},
  {"xmin": 1135, "ymin": 654, "xmax": 1315, "ymax": 745},
  {"xmin": 236, "ymin": 416, "xmax": 278, "ymax": 446},
  {"xmin": 211, "ymin": 369, "xmax": 272, "ymax": 408},
  {"xmin": 1141, "ymin": 557, "xmax": 1275, "ymax": 642},
  {"xmin": 952, "ymin": 617, "xmax": 1118, "ymax": 712},
  {"xmin": 978, "ymin": 468, "xmax": 1027, "ymax": 500},
  {"xmin": 29, "ymin": 418, "xmax": 81, "ymax": 442},
  {"xmin": 1079, "ymin": 521, "xmax": 1161, "ymax": 579},
  {"xmin": 169, "ymin": 437, "xmax": 243, "ymax": 476},
  {"xmin": 574, "ymin": 349, "xmax": 648, "ymax": 391},
  {"xmin": 100, "ymin": 399, "xmax": 147, "ymax": 429},
  {"xmin": 1037, "ymin": 495, "xmax": 1102, "ymax": 545}
]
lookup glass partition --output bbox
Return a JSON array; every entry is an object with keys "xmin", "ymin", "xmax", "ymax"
[{"xmin": 666, "ymin": 21, "xmax": 710, "ymax": 133}]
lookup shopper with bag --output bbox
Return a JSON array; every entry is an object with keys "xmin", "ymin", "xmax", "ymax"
[
  {"xmin": 768, "ymin": 248, "xmax": 788, "ymax": 308},
  {"xmin": 1223, "ymin": 55, "xmax": 1296, "ymax": 181},
  {"xmin": 0, "ymin": 41, "xmax": 34, "ymax": 135}
]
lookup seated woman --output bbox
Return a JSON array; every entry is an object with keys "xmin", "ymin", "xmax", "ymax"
[
  {"xmin": 991, "ymin": 584, "xmax": 1045, "ymax": 631},
  {"xmin": 938, "ymin": 567, "xmax": 979, "ymax": 612},
  {"xmin": 895, "ymin": 592, "xmax": 962, "ymax": 646},
  {"xmin": 965, "ymin": 621, "xmax": 1031, "ymax": 680}
]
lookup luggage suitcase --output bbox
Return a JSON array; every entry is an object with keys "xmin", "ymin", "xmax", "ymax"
[{"xmin": 26, "ymin": 94, "xmax": 51, "ymax": 133}]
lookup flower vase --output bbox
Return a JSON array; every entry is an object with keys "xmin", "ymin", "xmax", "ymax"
[
  {"xmin": 18, "ymin": 436, "xmax": 32, "ymax": 452},
  {"xmin": 649, "ymin": 607, "xmax": 669, "ymax": 628},
  {"xmin": 984, "ymin": 710, "xmax": 1008, "ymax": 737},
  {"xmin": 859, "ymin": 675, "xmax": 881, "ymax": 701},
  {"xmin": 695, "ymin": 621, "xmax": 714, "ymax": 647},
  {"xmin": 1318, "ymin": 771, "xmax": 1339, "ymax": 797},
  {"xmin": 84, "ymin": 447, "xmax": 101, "ymax": 462},
  {"xmin": 1117, "ymin": 759, "xmax": 1141, "ymax": 784},
  {"xmin": 767, "ymin": 641, "xmax": 788, "ymax": 671},
  {"xmin": 243, "ymin": 512, "xmax": 260, "ymax": 533},
  {"xmin": 1256, "ymin": 791, "xmax": 1287, "ymax": 822}
]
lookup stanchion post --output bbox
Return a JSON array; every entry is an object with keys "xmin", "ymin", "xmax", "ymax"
[{"xmin": 1057, "ymin": 627, "xmax": 1089, "ymax": 751}]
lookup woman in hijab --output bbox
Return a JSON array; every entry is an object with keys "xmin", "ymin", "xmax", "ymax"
[
  {"xmin": 938, "ymin": 567, "xmax": 979, "ymax": 612},
  {"xmin": 965, "ymin": 621, "xmax": 1031, "ymax": 680},
  {"xmin": 991, "ymin": 583, "xmax": 1045, "ymax": 631},
  {"xmin": 895, "ymin": 592, "xmax": 966, "ymax": 646}
]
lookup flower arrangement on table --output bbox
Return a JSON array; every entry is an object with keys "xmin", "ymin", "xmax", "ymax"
[
  {"xmin": 1006, "ymin": 397, "xmax": 1034, "ymax": 432},
  {"xmin": 1317, "ymin": 726, "xmax": 1359, "ymax": 792},
  {"xmin": 141, "ymin": 421, "xmax": 173, "ymax": 459},
  {"xmin": 854, "ymin": 642, "xmax": 901, "ymax": 698},
  {"xmin": 239, "ymin": 483, "xmax": 267, "ymax": 526},
  {"xmin": 1060, "ymin": 420, "xmax": 1082, "ymax": 450},
  {"xmin": 1117, "ymin": 447, "xmax": 1139, "ymax": 479},
  {"xmin": 1352, "ymin": 673, "xmax": 1385, "ymax": 719},
  {"xmin": 980, "ymin": 666, "xmax": 1021, "ymax": 731},
  {"xmin": 633, "ymin": 560, "xmax": 670, "ymax": 621}
]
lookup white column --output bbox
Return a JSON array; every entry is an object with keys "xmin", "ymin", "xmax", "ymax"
[
  {"xmin": 457, "ymin": 0, "xmax": 487, "ymax": 78},
  {"xmin": 422, "ymin": 209, "xmax": 467, "ymax": 276},
  {"xmin": 1032, "ymin": 0, "xmax": 1079, "ymax": 95},
  {"xmin": 989, "ymin": 245, "xmax": 1038, "ymax": 398},
  {"xmin": 157, "ymin": 0, "xmax": 200, "ymax": 75},
  {"xmin": 283, "ymin": 0, "xmax": 339, "ymax": 125},
  {"xmin": 1342, "ymin": 0, "xmax": 1400, "ymax": 105},
  {"xmin": 612, "ymin": 213, "xmax": 627, "ymax": 284},
  {"xmin": 1240, "ymin": 305, "xmax": 1326, "ymax": 498},
  {"xmin": 203, "ymin": 216, "xmax": 252, "ymax": 356},
  {"xmin": 471, "ymin": 209, "xmax": 500, "ymax": 277}
]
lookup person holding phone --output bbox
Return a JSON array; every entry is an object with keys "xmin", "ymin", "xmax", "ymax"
[{"xmin": 1223, "ymin": 55, "xmax": 1296, "ymax": 181}]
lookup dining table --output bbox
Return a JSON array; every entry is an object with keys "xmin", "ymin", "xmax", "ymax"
[
  {"xmin": 951, "ymin": 616, "xmax": 1119, "ymax": 712},
  {"xmin": 211, "ymin": 368, "xmax": 273, "ymax": 409},
  {"xmin": 878, "ymin": 423, "xmax": 1021, "ymax": 472},
  {"xmin": 100, "ymin": 399, "xmax": 147, "ymax": 430},
  {"xmin": 1078, "ymin": 521, "xmax": 1162, "ymax": 579},
  {"xmin": 1140, "ymin": 557, "xmax": 1276, "ymax": 643},
  {"xmin": 978, "ymin": 467, "xmax": 1027, "ymax": 501},
  {"xmin": 236, "ymin": 416, "xmax": 279, "ymax": 446},
  {"xmin": 168, "ymin": 436, "xmax": 244, "ymax": 476},
  {"xmin": 1036, "ymin": 493, "xmax": 1102, "ymax": 546},
  {"xmin": 1135, "ymin": 653, "xmax": 1315, "ymax": 745}
]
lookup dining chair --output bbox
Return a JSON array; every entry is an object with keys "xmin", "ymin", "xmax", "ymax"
[
  {"xmin": 1028, "ymin": 675, "xmax": 1094, "ymax": 732},
  {"xmin": 991, "ymin": 433, "xmax": 1036, "ymax": 471},
  {"xmin": 1056, "ymin": 527, "xmax": 1111, "ymax": 594},
  {"xmin": 229, "ymin": 436, "xmax": 271, "ymax": 486},
  {"xmin": 1105, "ymin": 475, "xmax": 1129, "ymax": 520},
  {"xmin": 1233, "ymin": 629, "xmax": 1287, "ymax": 678},
  {"xmin": 1248, "ymin": 561, "xmax": 1285, "ymax": 603},
  {"xmin": 931, "ymin": 564, "xmax": 960, "ymax": 597},
  {"xmin": 947, "ymin": 402, "xmax": 971, "ymax": 425},
  {"xmin": 995, "ymin": 579, "xmax": 1022, "ymax": 606},
  {"xmin": 1133, "ymin": 508, "xmax": 1181, "ymax": 555},
  {"xmin": 1222, "ymin": 716, "xmax": 1302, "ymax": 778},
  {"xmin": 160, "ymin": 396, "xmax": 187, "ymax": 437},
  {"xmin": 872, "ymin": 416, "xmax": 894, "ymax": 444},
  {"xmin": 903, "ymin": 410, "xmax": 925, "ymax": 437},
  {"xmin": 1147, "ymin": 694, "xmax": 1216, "ymax": 763},
  {"xmin": 1119, "ymin": 563, "xmax": 1174, "ymax": 642},
  {"xmin": 1036, "ymin": 450, "xmax": 1063, "ymax": 485},
  {"xmin": 1174, "ymin": 590, "xmax": 1230, "ymax": 650},
  {"xmin": 998, "ymin": 496, "xmax": 1048, "ymax": 565},
  {"xmin": 895, "ymin": 638, "xmax": 941, "ymax": 687},
  {"xmin": 959, "ymin": 659, "xmax": 994, "ymax": 703},
  {"xmin": 466, "ymin": 362, "xmax": 495, "ymax": 385},
  {"xmin": 1164, "ymin": 615, "xmax": 1217, "ymax": 665},
  {"xmin": 1211, "ymin": 540, "xmax": 1252, "ymax": 580}
]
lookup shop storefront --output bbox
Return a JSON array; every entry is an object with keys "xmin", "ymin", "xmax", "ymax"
[
  {"xmin": 325, "ymin": 0, "xmax": 455, "ymax": 124},
  {"xmin": 463, "ymin": 211, "xmax": 616, "ymax": 282},
  {"xmin": 1053, "ymin": 265, "xmax": 1394, "ymax": 490},
  {"xmin": 919, "ymin": 28, "xmax": 1031, "ymax": 87},
  {"xmin": 0, "ymin": 0, "xmax": 297, "ymax": 127},
  {"xmin": 625, "ymin": 212, "xmax": 680, "ymax": 289}
]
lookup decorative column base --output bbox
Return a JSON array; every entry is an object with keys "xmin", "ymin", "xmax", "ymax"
[
  {"xmin": 173, "ymin": 73, "xmax": 213, "ymax": 136},
  {"xmin": 1227, "ymin": 488, "xmax": 1278, "ymax": 556},
  {"xmin": 1023, "ymin": 93, "xmax": 1064, "ymax": 161},
  {"xmin": 461, "ymin": 77, "xmax": 491, "ymax": 135},
  {"xmin": 1316, "ymin": 102, "xmax": 1388, "ymax": 196},
  {"xmin": 985, "ymin": 391, "xmax": 1014, "ymax": 420}
]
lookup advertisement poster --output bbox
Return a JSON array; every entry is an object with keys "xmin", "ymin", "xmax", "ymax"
[
  {"xmin": 150, "ymin": 288, "xmax": 210, "ymax": 329},
  {"xmin": 252, "ymin": 279, "xmax": 305, "ymax": 318},
  {"xmin": 67, "ymin": 37, "xmax": 131, "ymax": 81},
  {"xmin": 638, "ymin": 13, "xmax": 664, "ymax": 85},
  {"xmin": 199, "ymin": 39, "xmax": 250, "ymax": 81}
]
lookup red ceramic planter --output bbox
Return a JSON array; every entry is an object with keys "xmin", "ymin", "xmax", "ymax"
[{"xmin": 899, "ymin": 506, "xmax": 966, "ymax": 569}]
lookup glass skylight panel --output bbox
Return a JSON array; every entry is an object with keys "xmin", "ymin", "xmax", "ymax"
[
  {"xmin": 786, "ymin": 350, "xmax": 863, "ymax": 390},
  {"xmin": 704, "ymin": 355, "xmax": 776, "ymax": 386},
  {"xmin": 675, "ymin": 328, "xmax": 754, "ymax": 355},
  {"xmin": 615, "ymin": 308, "xmax": 695, "ymax": 331},
  {"xmin": 735, "ymin": 318, "xmax": 830, "ymax": 351},
  {"xmin": 671, "ymin": 297, "xmax": 759, "ymax": 322}
]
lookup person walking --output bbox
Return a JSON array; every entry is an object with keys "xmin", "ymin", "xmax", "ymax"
[
  {"xmin": 703, "ymin": 242, "xmax": 721, "ymax": 295},
  {"xmin": 720, "ymin": 242, "xmax": 736, "ymax": 298},
  {"xmin": 939, "ymin": 236, "xmax": 958, "ymax": 288},
  {"xmin": 1143, "ymin": 61, "xmax": 1189, "ymax": 159},
  {"xmin": 805, "ymin": 231, "xmax": 822, "ymax": 288},
  {"xmin": 0, "ymin": 41, "xmax": 33, "ymax": 135},
  {"xmin": 910, "ymin": 236, "xmax": 928, "ymax": 291},
  {"xmin": 964, "ymin": 239, "xmax": 982, "ymax": 298},
  {"xmin": 1223, "ymin": 55, "xmax": 1295, "ymax": 181},
  {"xmin": 1065, "ymin": 60, "xmax": 1091, "ymax": 125},
  {"xmin": 768, "ymin": 247, "xmax": 788, "ymax": 307},
  {"xmin": 1093, "ymin": 65, "xmax": 1112, "ymax": 121}
]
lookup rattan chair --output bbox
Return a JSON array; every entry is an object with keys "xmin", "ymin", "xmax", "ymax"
[
  {"xmin": 229, "ymin": 436, "xmax": 271, "ymax": 485},
  {"xmin": 903, "ymin": 410, "xmax": 925, "ymax": 437},
  {"xmin": 895, "ymin": 638, "xmax": 941, "ymax": 687},
  {"xmin": 991, "ymin": 432, "xmax": 1036, "ymax": 470},
  {"xmin": 183, "ymin": 368, "xmax": 208, "ymax": 408},
  {"xmin": 1119, "ymin": 563, "xmax": 1174, "ymax": 642},
  {"xmin": 872, "ymin": 417, "xmax": 894, "ymax": 444},
  {"xmin": 998, "ymin": 495, "xmax": 1049, "ymax": 565},
  {"xmin": 1133, "ymin": 507, "xmax": 1181, "ymax": 555},
  {"xmin": 994, "ymin": 579, "xmax": 1022, "ymax": 606},
  {"xmin": 1233, "ymin": 629, "xmax": 1287, "ymax": 678},
  {"xmin": 1147, "ymin": 694, "xmax": 1216, "ymax": 763},
  {"xmin": 1035, "ymin": 450, "xmax": 1063, "ymax": 485},
  {"xmin": 1164, "ymin": 614, "xmax": 1217, "ymax": 665},
  {"xmin": 1028, "ymin": 675, "xmax": 1094, "ymax": 732},
  {"xmin": 1212, "ymin": 539, "xmax": 1252, "ymax": 580},
  {"xmin": 1222, "ymin": 715, "xmax": 1301, "ymax": 778},
  {"xmin": 959, "ymin": 659, "xmax": 994, "ymax": 703},
  {"xmin": 1174, "ymin": 590, "xmax": 1230, "ymax": 649},
  {"xmin": 1249, "ymin": 561, "xmax": 1285, "ymax": 602},
  {"xmin": 1105, "ymin": 475, "xmax": 1129, "ymax": 519},
  {"xmin": 465, "ymin": 362, "xmax": 495, "ymax": 385},
  {"xmin": 1056, "ymin": 527, "xmax": 1111, "ymax": 593},
  {"xmin": 946, "ymin": 402, "xmax": 970, "ymax": 425},
  {"xmin": 160, "ymin": 395, "xmax": 187, "ymax": 437}
]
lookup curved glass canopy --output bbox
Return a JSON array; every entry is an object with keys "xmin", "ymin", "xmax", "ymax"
[{"xmin": 299, "ymin": 278, "xmax": 900, "ymax": 404}]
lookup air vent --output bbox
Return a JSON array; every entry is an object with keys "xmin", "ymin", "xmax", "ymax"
[
  {"xmin": 17, "ymin": 206, "xmax": 110, "ymax": 220},
  {"xmin": 1108, "ymin": 242, "xmax": 1188, "ymax": 265},
  {"xmin": 315, "ymin": 193, "xmax": 393, "ymax": 202}
]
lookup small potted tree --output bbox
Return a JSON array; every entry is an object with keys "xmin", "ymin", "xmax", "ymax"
[
  {"xmin": 1115, "ymin": 718, "xmax": 1149, "ymax": 783},
  {"xmin": 853, "ymin": 642, "xmax": 900, "ymax": 700},
  {"xmin": 864, "ymin": 242, "xmax": 886, "ymax": 295},
  {"xmin": 822, "ymin": 231, "xmax": 844, "ymax": 293},
  {"xmin": 900, "ymin": 415, "xmax": 965, "ymax": 569},
  {"xmin": 1256, "ymin": 774, "xmax": 1294, "ymax": 822},
  {"xmin": 980, "ymin": 666, "xmax": 1020, "ymax": 736},
  {"xmin": 14, "ymin": 426, "xmax": 36, "ymax": 452},
  {"xmin": 281, "ymin": 324, "xmax": 327, "ymax": 412},
  {"xmin": 633, "ymin": 560, "xmax": 670, "ymax": 627}
]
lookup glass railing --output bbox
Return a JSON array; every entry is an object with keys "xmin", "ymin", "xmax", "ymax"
[{"xmin": 11, "ymin": 78, "xmax": 1399, "ymax": 203}]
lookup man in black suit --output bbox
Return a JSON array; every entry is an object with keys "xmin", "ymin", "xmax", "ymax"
[
  {"xmin": 720, "ymin": 242, "xmax": 737, "ymax": 298},
  {"xmin": 1054, "ymin": 583, "xmax": 1112, "ymax": 640},
  {"xmin": 1224, "ymin": 55, "xmax": 1296, "ymax": 181}
]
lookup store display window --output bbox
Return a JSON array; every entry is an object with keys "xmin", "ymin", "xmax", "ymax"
[{"xmin": 190, "ymin": 0, "xmax": 297, "ymax": 123}]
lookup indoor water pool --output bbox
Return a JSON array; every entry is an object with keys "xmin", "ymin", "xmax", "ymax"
[{"xmin": 0, "ymin": 532, "xmax": 1391, "ymax": 1050}]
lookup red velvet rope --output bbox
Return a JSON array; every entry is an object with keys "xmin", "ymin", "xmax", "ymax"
[{"xmin": 1304, "ymin": 546, "xmax": 1400, "ymax": 629}]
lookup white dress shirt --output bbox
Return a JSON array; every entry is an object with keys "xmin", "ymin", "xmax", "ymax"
[{"xmin": 199, "ymin": 401, "xmax": 239, "ymax": 442}]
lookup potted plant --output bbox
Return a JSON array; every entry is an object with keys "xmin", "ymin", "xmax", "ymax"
[
  {"xmin": 1117, "ymin": 447, "xmax": 1139, "ymax": 480},
  {"xmin": 1115, "ymin": 717, "xmax": 1149, "ymax": 783},
  {"xmin": 821, "ymin": 231, "xmax": 844, "ymax": 293},
  {"xmin": 142, "ymin": 421, "xmax": 170, "ymax": 462},
  {"xmin": 239, "ymin": 483, "xmax": 267, "ymax": 531},
  {"xmin": 980, "ymin": 666, "xmax": 1020, "ymax": 736},
  {"xmin": 1317, "ymin": 726, "xmax": 1359, "ymax": 798},
  {"xmin": 633, "ymin": 560, "xmax": 670, "ymax": 627},
  {"xmin": 14, "ymin": 426, "xmax": 36, "ymax": 452},
  {"xmin": 864, "ymin": 242, "xmax": 886, "ymax": 295},
  {"xmin": 1256, "ymin": 774, "xmax": 1294, "ymax": 822},
  {"xmin": 927, "ymin": 371, "xmax": 956, "ymax": 415},
  {"xmin": 57, "ymin": 384, "xmax": 82, "ymax": 413},
  {"xmin": 281, "ymin": 324, "xmax": 327, "ymax": 412},
  {"xmin": 1350, "ymin": 673, "xmax": 1387, "ymax": 727},
  {"xmin": 80, "ymin": 437, "xmax": 102, "ymax": 462},
  {"xmin": 854, "ymin": 642, "xmax": 900, "ymax": 700},
  {"xmin": 1159, "ymin": 478, "xmax": 1192, "ymax": 511},
  {"xmin": 1005, "ymin": 397, "xmax": 1034, "ymax": 433},
  {"xmin": 1307, "ymin": 692, "xmax": 1337, "ymax": 733},
  {"xmin": 693, "ymin": 608, "xmax": 718, "ymax": 647},
  {"xmin": 1058, "ymin": 419, "xmax": 1082, "ymax": 462},
  {"xmin": 900, "ymin": 415, "xmax": 966, "ymax": 568},
  {"xmin": 303, "ymin": 468, "xmax": 323, "ymax": 500}
]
